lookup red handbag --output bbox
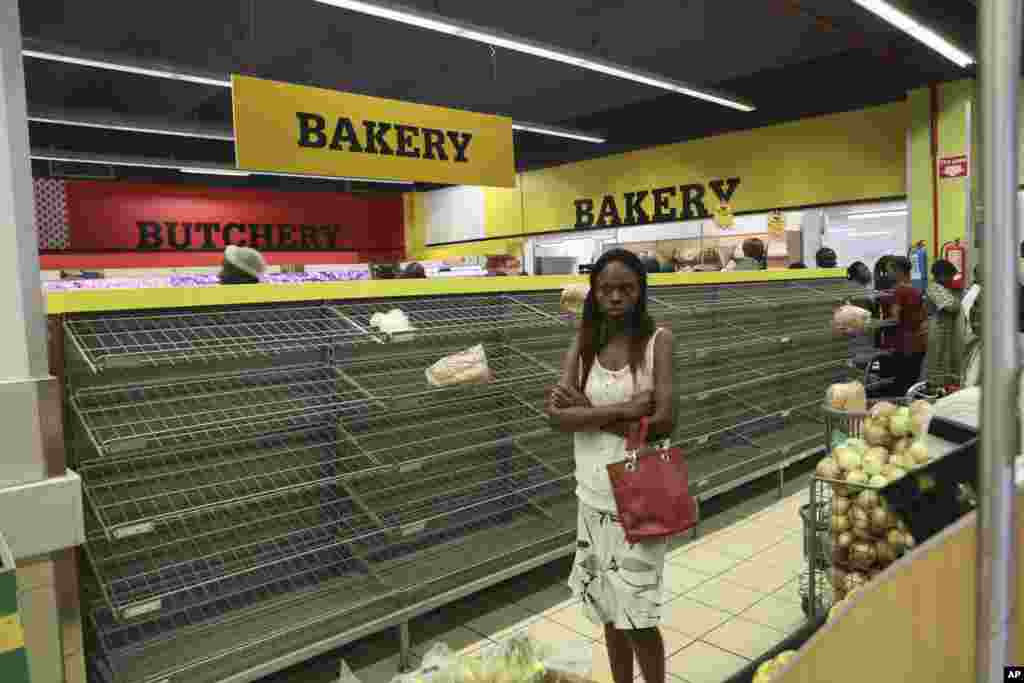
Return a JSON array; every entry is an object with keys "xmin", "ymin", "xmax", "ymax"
[{"xmin": 606, "ymin": 417, "xmax": 698, "ymax": 545}]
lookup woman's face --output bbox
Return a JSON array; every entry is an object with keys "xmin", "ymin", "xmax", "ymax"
[{"xmin": 594, "ymin": 261, "xmax": 641, "ymax": 320}]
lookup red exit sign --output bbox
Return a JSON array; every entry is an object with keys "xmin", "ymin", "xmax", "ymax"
[{"xmin": 938, "ymin": 155, "xmax": 969, "ymax": 179}]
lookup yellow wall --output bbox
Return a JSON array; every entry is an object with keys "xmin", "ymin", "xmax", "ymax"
[{"xmin": 405, "ymin": 102, "xmax": 909, "ymax": 258}]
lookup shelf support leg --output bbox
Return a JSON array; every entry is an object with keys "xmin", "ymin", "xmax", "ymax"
[{"xmin": 398, "ymin": 621, "xmax": 414, "ymax": 673}]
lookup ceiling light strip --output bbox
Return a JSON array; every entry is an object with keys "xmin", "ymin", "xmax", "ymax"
[
  {"xmin": 850, "ymin": 0, "xmax": 974, "ymax": 67},
  {"xmin": 313, "ymin": 0, "xmax": 755, "ymax": 112},
  {"xmin": 22, "ymin": 49, "xmax": 233, "ymax": 87},
  {"xmin": 511, "ymin": 123, "xmax": 605, "ymax": 144},
  {"xmin": 30, "ymin": 154, "xmax": 414, "ymax": 184},
  {"xmin": 28, "ymin": 117, "xmax": 235, "ymax": 141}
]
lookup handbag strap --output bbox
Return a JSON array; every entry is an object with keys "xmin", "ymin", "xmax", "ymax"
[{"xmin": 626, "ymin": 417, "xmax": 650, "ymax": 452}]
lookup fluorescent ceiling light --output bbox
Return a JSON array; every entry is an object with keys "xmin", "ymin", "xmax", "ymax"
[
  {"xmin": 179, "ymin": 167, "xmax": 251, "ymax": 176},
  {"xmin": 28, "ymin": 116, "xmax": 235, "ymax": 141},
  {"xmin": 850, "ymin": 0, "xmax": 974, "ymax": 67},
  {"xmin": 313, "ymin": 0, "xmax": 755, "ymax": 112},
  {"xmin": 31, "ymin": 154, "xmax": 413, "ymax": 184},
  {"xmin": 22, "ymin": 49, "xmax": 232, "ymax": 87},
  {"xmin": 257, "ymin": 170, "xmax": 413, "ymax": 185},
  {"xmin": 847, "ymin": 210, "xmax": 908, "ymax": 220},
  {"xmin": 512, "ymin": 123, "xmax": 605, "ymax": 144}
]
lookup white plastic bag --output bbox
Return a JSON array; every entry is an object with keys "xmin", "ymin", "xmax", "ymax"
[{"xmin": 338, "ymin": 659, "xmax": 360, "ymax": 683}]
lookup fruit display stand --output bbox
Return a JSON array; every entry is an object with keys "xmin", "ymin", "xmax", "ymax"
[
  {"xmin": 769, "ymin": 485, "xmax": 1022, "ymax": 683},
  {"xmin": 46, "ymin": 271, "xmax": 868, "ymax": 683},
  {"xmin": 803, "ymin": 397, "xmax": 943, "ymax": 618}
]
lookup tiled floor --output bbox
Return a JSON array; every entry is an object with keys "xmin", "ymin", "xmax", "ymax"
[{"xmin": 260, "ymin": 471, "xmax": 813, "ymax": 683}]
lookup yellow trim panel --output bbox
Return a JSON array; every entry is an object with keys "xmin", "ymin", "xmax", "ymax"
[{"xmin": 46, "ymin": 269, "xmax": 847, "ymax": 315}]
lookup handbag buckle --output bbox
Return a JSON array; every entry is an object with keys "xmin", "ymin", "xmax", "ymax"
[{"xmin": 625, "ymin": 450, "xmax": 639, "ymax": 472}]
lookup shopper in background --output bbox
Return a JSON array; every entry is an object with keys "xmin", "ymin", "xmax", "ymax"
[
  {"xmin": 727, "ymin": 238, "xmax": 765, "ymax": 271},
  {"xmin": 693, "ymin": 248, "xmax": 723, "ymax": 272},
  {"xmin": 641, "ymin": 254, "xmax": 662, "ymax": 275},
  {"xmin": 879, "ymin": 256, "xmax": 928, "ymax": 396},
  {"xmin": 218, "ymin": 245, "xmax": 266, "ymax": 285},
  {"xmin": 788, "ymin": 262, "xmax": 807, "ymax": 269},
  {"xmin": 815, "ymin": 247, "xmax": 837, "ymax": 268},
  {"xmin": 545, "ymin": 248, "xmax": 675, "ymax": 683},
  {"xmin": 924, "ymin": 259, "xmax": 964, "ymax": 394},
  {"xmin": 402, "ymin": 262, "xmax": 427, "ymax": 278}
]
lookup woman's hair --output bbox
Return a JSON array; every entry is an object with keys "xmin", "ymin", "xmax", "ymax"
[
  {"xmin": 218, "ymin": 261, "xmax": 261, "ymax": 285},
  {"xmin": 578, "ymin": 249, "xmax": 656, "ymax": 390},
  {"xmin": 815, "ymin": 247, "xmax": 837, "ymax": 268},
  {"xmin": 641, "ymin": 255, "xmax": 662, "ymax": 275},
  {"xmin": 847, "ymin": 261, "xmax": 871, "ymax": 285},
  {"xmin": 931, "ymin": 258, "xmax": 957, "ymax": 283},
  {"xmin": 887, "ymin": 255, "xmax": 913, "ymax": 277}
]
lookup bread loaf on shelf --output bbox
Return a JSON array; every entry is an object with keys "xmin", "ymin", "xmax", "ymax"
[
  {"xmin": 426, "ymin": 344, "xmax": 494, "ymax": 387},
  {"xmin": 559, "ymin": 284, "xmax": 589, "ymax": 316}
]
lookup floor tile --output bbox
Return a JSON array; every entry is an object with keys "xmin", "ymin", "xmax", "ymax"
[
  {"xmin": 662, "ymin": 563, "xmax": 715, "ymax": 596},
  {"xmin": 667, "ymin": 547, "xmax": 740, "ymax": 576},
  {"xmin": 702, "ymin": 617, "xmax": 786, "ymax": 660},
  {"xmin": 685, "ymin": 577, "xmax": 766, "ymax": 616},
  {"xmin": 666, "ymin": 641, "xmax": 750, "ymax": 683},
  {"xmin": 659, "ymin": 597, "xmax": 733, "ymax": 638},
  {"xmin": 755, "ymin": 537, "xmax": 804, "ymax": 569},
  {"xmin": 771, "ymin": 578, "xmax": 803, "ymax": 606},
  {"xmin": 414, "ymin": 625, "xmax": 487, "ymax": 655},
  {"xmin": 516, "ymin": 582, "xmax": 576, "ymax": 615},
  {"xmin": 709, "ymin": 525, "xmax": 789, "ymax": 560},
  {"xmin": 465, "ymin": 603, "xmax": 539, "ymax": 640},
  {"xmin": 544, "ymin": 602, "xmax": 606, "ymax": 641},
  {"xmin": 717, "ymin": 558, "xmax": 799, "ymax": 594},
  {"xmin": 659, "ymin": 626, "xmax": 697, "ymax": 658},
  {"xmin": 740, "ymin": 594, "xmax": 807, "ymax": 634}
]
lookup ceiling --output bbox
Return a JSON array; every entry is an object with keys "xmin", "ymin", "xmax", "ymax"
[{"xmin": 20, "ymin": 0, "xmax": 977, "ymax": 189}]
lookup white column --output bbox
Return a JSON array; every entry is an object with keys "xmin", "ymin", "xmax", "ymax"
[
  {"xmin": 0, "ymin": 0, "xmax": 51, "ymax": 487},
  {"xmin": 977, "ymin": 0, "xmax": 1022, "ymax": 680}
]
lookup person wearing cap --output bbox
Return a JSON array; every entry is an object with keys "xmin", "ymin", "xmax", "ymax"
[{"xmin": 219, "ymin": 246, "xmax": 267, "ymax": 285}]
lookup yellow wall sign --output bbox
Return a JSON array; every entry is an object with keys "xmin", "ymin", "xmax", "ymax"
[{"xmin": 231, "ymin": 75, "xmax": 516, "ymax": 187}]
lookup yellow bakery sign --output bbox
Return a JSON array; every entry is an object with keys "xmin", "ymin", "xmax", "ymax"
[{"xmin": 231, "ymin": 75, "xmax": 516, "ymax": 187}]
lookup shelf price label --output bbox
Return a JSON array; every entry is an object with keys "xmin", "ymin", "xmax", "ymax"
[{"xmin": 122, "ymin": 599, "xmax": 163, "ymax": 620}]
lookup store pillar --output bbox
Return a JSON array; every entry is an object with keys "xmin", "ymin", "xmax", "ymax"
[
  {"xmin": 0, "ymin": 1, "xmax": 85, "ymax": 681},
  {"xmin": 977, "ymin": 0, "xmax": 1022, "ymax": 679}
]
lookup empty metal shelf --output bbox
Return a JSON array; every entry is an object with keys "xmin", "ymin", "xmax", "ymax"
[
  {"xmin": 81, "ymin": 426, "xmax": 388, "ymax": 538},
  {"xmin": 72, "ymin": 364, "xmax": 370, "ymax": 457},
  {"xmin": 331, "ymin": 295, "xmax": 564, "ymax": 342},
  {"xmin": 338, "ymin": 394, "xmax": 549, "ymax": 467},
  {"xmin": 86, "ymin": 486, "xmax": 384, "ymax": 622},
  {"xmin": 65, "ymin": 305, "xmax": 364, "ymax": 374},
  {"xmin": 339, "ymin": 343, "xmax": 557, "ymax": 403}
]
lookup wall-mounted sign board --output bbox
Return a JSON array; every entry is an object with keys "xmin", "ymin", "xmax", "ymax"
[{"xmin": 232, "ymin": 75, "xmax": 516, "ymax": 187}]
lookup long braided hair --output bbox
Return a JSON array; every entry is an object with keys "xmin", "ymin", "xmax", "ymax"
[{"xmin": 577, "ymin": 249, "xmax": 657, "ymax": 391}]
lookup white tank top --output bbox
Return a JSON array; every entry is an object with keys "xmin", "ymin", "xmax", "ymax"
[{"xmin": 574, "ymin": 328, "xmax": 662, "ymax": 512}]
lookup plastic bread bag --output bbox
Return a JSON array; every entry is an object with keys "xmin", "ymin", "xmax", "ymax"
[
  {"xmin": 559, "ymin": 284, "xmax": 589, "ymax": 317},
  {"xmin": 832, "ymin": 304, "xmax": 872, "ymax": 337},
  {"xmin": 464, "ymin": 635, "xmax": 592, "ymax": 683},
  {"xmin": 387, "ymin": 643, "xmax": 459, "ymax": 683},
  {"xmin": 370, "ymin": 309, "xmax": 416, "ymax": 342},
  {"xmin": 425, "ymin": 344, "xmax": 494, "ymax": 387},
  {"xmin": 825, "ymin": 381, "xmax": 867, "ymax": 412}
]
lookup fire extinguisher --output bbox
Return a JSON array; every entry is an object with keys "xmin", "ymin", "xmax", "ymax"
[
  {"xmin": 941, "ymin": 239, "xmax": 966, "ymax": 290},
  {"xmin": 910, "ymin": 241, "xmax": 928, "ymax": 291}
]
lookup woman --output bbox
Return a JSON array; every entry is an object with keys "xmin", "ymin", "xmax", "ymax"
[
  {"xmin": 879, "ymin": 256, "xmax": 928, "ymax": 396},
  {"xmin": 924, "ymin": 260, "xmax": 964, "ymax": 394},
  {"xmin": 545, "ymin": 249, "xmax": 675, "ymax": 683},
  {"xmin": 218, "ymin": 245, "xmax": 266, "ymax": 284}
]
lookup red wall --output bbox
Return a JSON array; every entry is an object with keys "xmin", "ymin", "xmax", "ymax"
[{"xmin": 43, "ymin": 180, "xmax": 404, "ymax": 269}]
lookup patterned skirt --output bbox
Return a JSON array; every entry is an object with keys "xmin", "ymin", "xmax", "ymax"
[{"xmin": 567, "ymin": 502, "xmax": 668, "ymax": 631}]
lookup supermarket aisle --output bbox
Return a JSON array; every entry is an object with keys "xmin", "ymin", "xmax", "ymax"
[{"xmin": 259, "ymin": 470, "xmax": 812, "ymax": 683}]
